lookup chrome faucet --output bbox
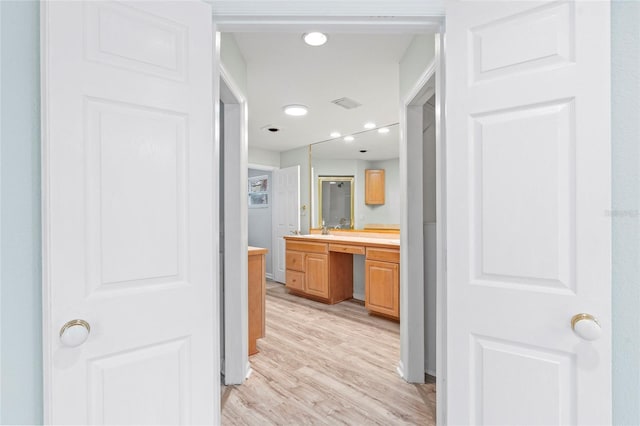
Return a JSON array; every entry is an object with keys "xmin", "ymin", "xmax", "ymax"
[{"xmin": 321, "ymin": 221, "xmax": 329, "ymax": 235}]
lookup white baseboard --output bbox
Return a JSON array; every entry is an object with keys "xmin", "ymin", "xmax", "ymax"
[
  {"xmin": 396, "ymin": 361, "xmax": 405, "ymax": 380},
  {"xmin": 426, "ymin": 369, "xmax": 436, "ymax": 377},
  {"xmin": 353, "ymin": 292, "xmax": 365, "ymax": 301},
  {"xmin": 265, "ymin": 272, "xmax": 274, "ymax": 280}
]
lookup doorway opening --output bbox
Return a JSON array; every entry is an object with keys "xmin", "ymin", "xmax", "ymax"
[{"xmin": 216, "ymin": 22, "xmax": 446, "ymax": 425}]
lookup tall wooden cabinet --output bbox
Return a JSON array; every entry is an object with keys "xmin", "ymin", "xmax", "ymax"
[
  {"xmin": 248, "ymin": 247, "xmax": 267, "ymax": 355},
  {"xmin": 365, "ymin": 169, "xmax": 385, "ymax": 205}
]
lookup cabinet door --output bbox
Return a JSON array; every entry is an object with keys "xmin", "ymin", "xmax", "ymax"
[
  {"xmin": 305, "ymin": 253, "xmax": 329, "ymax": 299},
  {"xmin": 365, "ymin": 260, "xmax": 399, "ymax": 319},
  {"xmin": 286, "ymin": 269, "xmax": 305, "ymax": 292},
  {"xmin": 365, "ymin": 169, "xmax": 385, "ymax": 205}
]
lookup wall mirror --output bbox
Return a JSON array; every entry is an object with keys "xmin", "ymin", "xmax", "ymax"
[
  {"xmin": 318, "ymin": 177, "xmax": 355, "ymax": 229},
  {"xmin": 310, "ymin": 123, "xmax": 400, "ymax": 231}
]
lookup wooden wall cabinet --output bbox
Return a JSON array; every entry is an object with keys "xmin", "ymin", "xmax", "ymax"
[
  {"xmin": 365, "ymin": 169, "xmax": 385, "ymax": 205},
  {"xmin": 365, "ymin": 247, "xmax": 400, "ymax": 320}
]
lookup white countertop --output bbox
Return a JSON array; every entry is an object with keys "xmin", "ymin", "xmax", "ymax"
[{"xmin": 284, "ymin": 234, "xmax": 400, "ymax": 248}]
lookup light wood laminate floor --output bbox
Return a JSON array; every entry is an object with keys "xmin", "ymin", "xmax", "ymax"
[{"xmin": 222, "ymin": 282, "xmax": 436, "ymax": 425}]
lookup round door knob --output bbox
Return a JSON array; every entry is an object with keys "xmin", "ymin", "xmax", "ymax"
[
  {"xmin": 571, "ymin": 313, "xmax": 601, "ymax": 341},
  {"xmin": 59, "ymin": 319, "xmax": 91, "ymax": 347}
]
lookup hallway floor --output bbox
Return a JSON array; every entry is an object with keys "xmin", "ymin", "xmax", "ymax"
[{"xmin": 221, "ymin": 282, "xmax": 435, "ymax": 425}]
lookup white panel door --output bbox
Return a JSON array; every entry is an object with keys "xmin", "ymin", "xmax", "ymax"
[
  {"xmin": 272, "ymin": 166, "xmax": 300, "ymax": 283},
  {"xmin": 446, "ymin": 1, "xmax": 610, "ymax": 425},
  {"xmin": 42, "ymin": 1, "xmax": 216, "ymax": 424}
]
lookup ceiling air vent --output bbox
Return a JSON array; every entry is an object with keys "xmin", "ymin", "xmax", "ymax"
[{"xmin": 330, "ymin": 97, "xmax": 362, "ymax": 110}]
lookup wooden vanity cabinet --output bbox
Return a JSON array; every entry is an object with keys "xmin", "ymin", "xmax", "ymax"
[
  {"xmin": 365, "ymin": 247, "xmax": 400, "ymax": 320},
  {"xmin": 304, "ymin": 253, "xmax": 329, "ymax": 298},
  {"xmin": 285, "ymin": 240, "xmax": 351, "ymax": 304},
  {"xmin": 365, "ymin": 169, "xmax": 385, "ymax": 205}
]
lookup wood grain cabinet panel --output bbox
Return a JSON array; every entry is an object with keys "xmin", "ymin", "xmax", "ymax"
[
  {"xmin": 365, "ymin": 169, "xmax": 385, "ymax": 205},
  {"xmin": 248, "ymin": 248, "xmax": 267, "ymax": 356},
  {"xmin": 304, "ymin": 254, "xmax": 329, "ymax": 299},
  {"xmin": 286, "ymin": 270, "xmax": 305, "ymax": 292},
  {"xmin": 365, "ymin": 259, "xmax": 399, "ymax": 320},
  {"xmin": 366, "ymin": 247, "xmax": 400, "ymax": 263},
  {"xmin": 285, "ymin": 240, "xmax": 352, "ymax": 304},
  {"xmin": 286, "ymin": 251, "xmax": 305, "ymax": 272}
]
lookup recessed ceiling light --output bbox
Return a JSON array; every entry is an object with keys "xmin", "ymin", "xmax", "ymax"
[
  {"xmin": 330, "ymin": 132, "xmax": 341, "ymax": 138},
  {"xmin": 283, "ymin": 105, "xmax": 308, "ymax": 116},
  {"xmin": 344, "ymin": 136, "xmax": 354, "ymax": 142},
  {"xmin": 364, "ymin": 122, "xmax": 376, "ymax": 130},
  {"xmin": 378, "ymin": 127, "xmax": 390, "ymax": 134},
  {"xmin": 303, "ymin": 32, "xmax": 328, "ymax": 47},
  {"xmin": 360, "ymin": 150, "xmax": 368, "ymax": 153}
]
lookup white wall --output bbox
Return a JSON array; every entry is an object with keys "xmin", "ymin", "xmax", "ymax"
[
  {"xmin": 0, "ymin": 2, "xmax": 43, "ymax": 423},
  {"xmin": 399, "ymin": 34, "xmax": 435, "ymax": 100},
  {"xmin": 220, "ymin": 33, "xmax": 247, "ymax": 96},
  {"xmin": 249, "ymin": 147, "xmax": 280, "ymax": 168},
  {"xmin": 612, "ymin": 2, "xmax": 640, "ymax": 423},
  {"xmin": 248, "ymin": 169, "xmax": 273, "ymax": 276}
]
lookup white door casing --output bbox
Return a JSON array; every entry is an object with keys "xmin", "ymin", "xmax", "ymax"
[
  {"xmin": 272, "ymin": 166, "xmax": 300, "ymax": 283},
  {"xmin": 446, "ymin": 1, "xmax": 611, "ymax": 425},
  {"xmin": 41, "ymin": 1, "xmax": 217, "ymax": 423},
  {"xmin": 220, "ymin": 68, "xmax": 249, "ymax": 385}
]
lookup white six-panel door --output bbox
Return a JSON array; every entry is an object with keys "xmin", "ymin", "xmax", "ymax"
[
  {"xmin": 272, "ymin": 166, "xmax": 300, "ymax": 283},
  {"xmin": 42, "ymin": 1, "xmax": 216, "ymax": 423},
  {"xmin": 446, "ymin": 1, "xmax": 611, "ymax": 424}
]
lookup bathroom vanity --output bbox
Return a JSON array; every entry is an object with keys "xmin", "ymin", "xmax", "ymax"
[{"xmin": 283, "ymin": 233, "xmax": 400, "ymax": 320}]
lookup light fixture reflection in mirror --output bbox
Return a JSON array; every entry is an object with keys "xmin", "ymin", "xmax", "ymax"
[
  {"xmin": 310, "ymin": 123, "xmax": 400, "ymax": 231},
  {"xmin": 317, "ymin": 176, "xmax": 355, "ymax": 229}
]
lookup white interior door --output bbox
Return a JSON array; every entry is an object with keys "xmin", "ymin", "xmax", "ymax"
[
  {"xmin": 42, "ymin": 1, "xmax": 217, "ymax": 423},
  {"xmin": 272, "ymin": 166, "xmax": 300, "ymax": 283},
  {"xmin": 446, "ymin": 1, "xmax": 611, "ymax": 425}
]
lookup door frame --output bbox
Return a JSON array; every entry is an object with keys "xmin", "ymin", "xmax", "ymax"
[
  {"xmin": 212, "ymin": 8, "xmax": 447, "ymax": 422},
  {"xmin": 247, "ymin": 162, "xmax": 278, "ymax": 281},
  {"xmin": 219, "ymin": 64, "xmax": 250, "ymax": 384},
  {"xmin": 400, "ymin": 33, "xmax": 446, "ymax": 422}
]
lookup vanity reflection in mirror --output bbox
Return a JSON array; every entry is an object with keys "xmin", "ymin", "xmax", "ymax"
[
  {"xmin": 318, "ymin": 177, "xmax": 354, "ymax": 229},
  {"xmin": 311, "ymin": 123, "xmax": 400, "ymax": 231}
]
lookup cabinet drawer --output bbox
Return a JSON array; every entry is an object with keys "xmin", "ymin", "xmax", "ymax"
[
  {"xmin": 286, "ymin": 270, "xmax": 305, "ymax": 292},
  {"xmin": 366, "ymin": 247, "xmax": 399, "ymax": 263},
  {"xmin": 329, "ymin": 243, "xmax": 365, "ymax": 255},
  {"xmin": 286, "ymin": 251, "xmax": 305, "ymax": 272},
  {"xmin": 286, "ymin": 240, "xmax": 328, "ymax": 254}
]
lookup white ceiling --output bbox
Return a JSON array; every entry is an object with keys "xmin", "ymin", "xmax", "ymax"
[{"xmin": 232, "ymin": 32, "xmax": 414, "ymax": 153}]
